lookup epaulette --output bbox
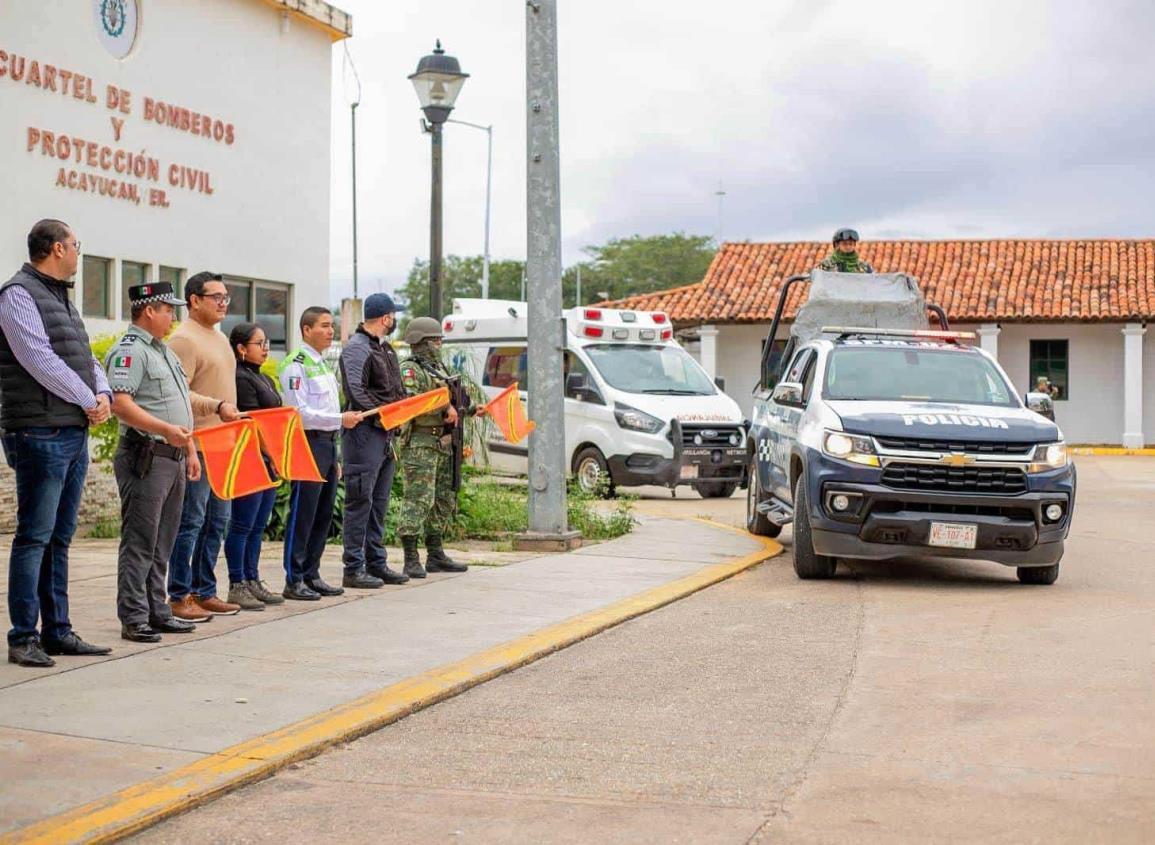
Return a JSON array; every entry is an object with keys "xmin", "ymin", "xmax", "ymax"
[
  {"xmin": 293, "ymin": 351, "xmax": 307, "ymax": 364},
  {"xmin": 117, "ymin": 334, "xmax": 140, "ymax": 346}
]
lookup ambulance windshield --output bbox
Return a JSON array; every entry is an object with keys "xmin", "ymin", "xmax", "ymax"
[
  {"xmin": 824, "ymin": 346, "xmax": 1016, "ymax": 406},
  {"xmin": 583, "ymin": 344, "xmax": 716, "ymax": 396}
]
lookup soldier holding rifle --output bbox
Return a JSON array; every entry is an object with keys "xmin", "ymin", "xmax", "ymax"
[{"xmin": 395, "ymin": 318, "xmax": 485, "ymax": 577}]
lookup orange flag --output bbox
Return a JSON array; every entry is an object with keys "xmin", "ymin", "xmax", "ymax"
[
  {"xmin": 245, "ymin": 407, "xmax": 324, "ymax": 483},
  {"xmin": 375, "ymin": 386, "xmax": 450, "ymax": 429},
  {"xmin": 193, "ymin": 419, "xmax": 278, "ymax": 500},
  {"xmin": 485, "ymin": 382, "xmax": 536, "ymax": 445}
]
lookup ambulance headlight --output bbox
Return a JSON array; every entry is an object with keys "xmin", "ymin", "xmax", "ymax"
[
  {"xmin": 1029, "ymin": 441, "xmax": 1068, "ymax": 473},
  {"xmin": 613, "ymin": 403, "xmax": 663, "ymax": 434},
  {"xmin": 822, "ymin": 430, "xmax": 879, "ymax": 467}
]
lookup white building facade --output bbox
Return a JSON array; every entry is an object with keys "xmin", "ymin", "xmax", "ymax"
[
  {"xmin": 689, "ymin": 320, "xmax": 1149, "ymax": 447},
  {"xmin": 0, "ymin": 0, "xmax": 351, "ymax": 352}
]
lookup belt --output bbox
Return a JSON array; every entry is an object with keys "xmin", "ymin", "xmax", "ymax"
[
  {"xmin": 154, "ymin": 442, "xmax": 185, "ymax": 461},
  {"xmin": 306, "ymin": 429, "xmax": 338, "ymax": 441}
]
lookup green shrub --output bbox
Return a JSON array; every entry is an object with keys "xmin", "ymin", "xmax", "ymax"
[
  {"xmin": 567, "ymin": 478, "xmax": 636, "ymax": 540},
  {"xmin": 89, "ymin": 332, "xmax": 123, "ymax": 464},
  {"xmin": 87, "ymin": 514, "xmax": 121, "ymax": 539}
]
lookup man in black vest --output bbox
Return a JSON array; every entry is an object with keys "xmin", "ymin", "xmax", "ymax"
[{"xmin": 0, "ymin": 220, "xmax": 113, "ymax": 667}]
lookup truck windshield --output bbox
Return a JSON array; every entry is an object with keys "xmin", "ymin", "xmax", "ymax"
[
  {"xmin": 824, "ymin": 346, "xmax": 1016, "ymax": 406},
  {"xmin": 583, "ymin": 344, "xmax": 716, "ymax": 395}
]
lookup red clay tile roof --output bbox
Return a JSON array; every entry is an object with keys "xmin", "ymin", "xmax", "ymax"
[{"xmin": 604, "ymin": 240, "xmax": 1155, "ymax": 324}]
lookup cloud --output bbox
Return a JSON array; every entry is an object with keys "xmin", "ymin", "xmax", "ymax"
[{"xmin": 328, "ymin": 0, "xmax": 1155, "ymax": 301}]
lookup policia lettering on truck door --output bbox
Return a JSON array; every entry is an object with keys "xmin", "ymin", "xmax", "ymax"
[{"xmin": 396, "ymin": 317, "xmax": 486, "ymax": 578}]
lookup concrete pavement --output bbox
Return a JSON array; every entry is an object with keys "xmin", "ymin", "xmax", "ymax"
[
  {"xmin": 132, "ymin": 456, "xmax": 1155, "ymax": 844},
  {"xmin": 0, "ymin": 515, "xmax": 775, "ymax": 841}
]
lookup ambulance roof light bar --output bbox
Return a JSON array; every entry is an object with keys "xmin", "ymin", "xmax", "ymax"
[{"xmin": 821, "ymin": 326, "xmax": 976, "ymax": 344}]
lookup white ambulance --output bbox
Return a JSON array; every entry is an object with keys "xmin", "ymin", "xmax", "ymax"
[{"xmin": 441, "ymin": 299, "xmax": 748, "ymax": 498}]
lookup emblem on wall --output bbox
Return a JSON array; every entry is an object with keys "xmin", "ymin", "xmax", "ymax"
[{"xmin": 92, "ymin": 0, "xmax": 140, "ymax": 59}]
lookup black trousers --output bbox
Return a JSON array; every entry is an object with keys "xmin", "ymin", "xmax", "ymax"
[
  {"xmin": 341, "ymin": 424, "xmax": 396, "ymax": 573},
  {"xmin": 282, "ymin": 431, "xmax": 338, "ymax": 585}
]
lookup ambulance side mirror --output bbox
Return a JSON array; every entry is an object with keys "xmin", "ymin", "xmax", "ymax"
[
  {"xmin": 713, "ymin": 376, "xmax": 726, "ymax": 392},
  {"xmin": 566, "ymin": 372, "xmax": 601, "ymax": 404}
]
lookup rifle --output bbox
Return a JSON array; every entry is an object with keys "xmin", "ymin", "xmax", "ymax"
[{"xmin": 445, "ymin": 374, "xmax": 472, "ymax": 491}]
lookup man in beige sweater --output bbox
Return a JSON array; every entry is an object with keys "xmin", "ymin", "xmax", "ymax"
[{"xmin": 166, "ymin": 272, "xmax": 243, "ymax": 621}]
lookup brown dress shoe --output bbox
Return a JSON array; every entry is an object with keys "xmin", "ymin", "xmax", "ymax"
[
  {"xmin": 170, "ymin": 596, "xmax": 212, "ymax": 623},
  {"xmin": 195, "ymin": 595, "xmax": 241, "ymax": 616}
]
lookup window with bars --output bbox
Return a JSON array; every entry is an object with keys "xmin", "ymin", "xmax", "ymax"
[
  {"xmin": 82, "ymin": 256, "xmax": 113, "ymax": 318},
  {"xmin": 120, "ymin": 261, "xmax": 150, "ymax": 319},
  {"xmin": 1029, "ymin": 339, "xmax": 1069, "ymax": 400}
]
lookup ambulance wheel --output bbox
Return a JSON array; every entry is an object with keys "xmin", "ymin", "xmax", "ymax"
[
  {"xmin": 792, "ymin": 477, "xmax": 836, "ymax": 579},
  {"xmin": 746, "ymin": 460, "xmax": 782, "ymax": 538},
  {"xmin": 697, "ymin": 481, "xmax": 738, "ymax": 499},
  {"xmin": 573, "ymin": 447, "xmax": 614, "ymax": 498},
  {"xmin": 1017, "ymin": 563, "xmax": 1060, "ymax": 585}
]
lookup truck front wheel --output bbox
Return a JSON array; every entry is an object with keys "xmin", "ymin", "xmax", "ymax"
[
  {"xmin": 1017, "ymin": 563, "xmax": 1060, "ymax": 585},
  {"xmin": 792, "ymin": 476, "xmax": 837, "ymax": 579}
]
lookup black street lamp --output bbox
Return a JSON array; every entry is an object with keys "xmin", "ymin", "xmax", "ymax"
[{"xmin": 409, "ymin": 40, "xmax": 469, "ymax": 319}]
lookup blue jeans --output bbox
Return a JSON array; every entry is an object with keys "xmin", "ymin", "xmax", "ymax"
[
  {"xmin": 2, "ymin": 426, "xmax": 88, "ymax": 646},
  {"xmin": 167, "ymin": 458, "xmax": 232, "ymax": 600},
  {"xmin": 224, "ymin": 487, "xmax": 277, "ymax": 584}
]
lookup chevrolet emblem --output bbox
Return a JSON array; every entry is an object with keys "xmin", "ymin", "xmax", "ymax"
[{"xmin": 941, "ymin": 453, "xmax": 976, "ymax": 467}]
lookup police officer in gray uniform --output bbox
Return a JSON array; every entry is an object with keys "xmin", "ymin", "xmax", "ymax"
[{"xmin": 106, "ymin": 283, "xmax": 203, "ymax": 643}]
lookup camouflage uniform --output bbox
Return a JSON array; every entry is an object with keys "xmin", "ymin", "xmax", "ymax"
[
  {"xmin": 817, "ymin": 252, "xmax": 874, "ymax": 273},
  {"xmin": 396, "ymin": 345, "xmax": 458, "ymax": 541},
  {"xmin": 396, "ymin": 319, "xmax": 478, "ymax": 575}
]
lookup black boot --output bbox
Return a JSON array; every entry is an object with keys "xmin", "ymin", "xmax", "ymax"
[
  {"xmin": 425, "ymin": 535, "xmax": 467, "ymax": 573},
  {"xmin": 401, "ymin": 536, "xmax": 426, "ymax": 579}
]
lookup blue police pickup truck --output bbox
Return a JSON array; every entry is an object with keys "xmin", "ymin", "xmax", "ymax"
[{"xmin": 745, "ymin": 273, "xmax": 1076, "ymax": 585}]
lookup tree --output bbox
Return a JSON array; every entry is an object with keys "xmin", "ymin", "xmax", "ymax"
[
  {"xmin": 563, "ymin": 232, "xmax": 716, "ymax": 305},
  {"xmin": 398, "ymin": 256, "xmax": 526, "ymax": 319}
]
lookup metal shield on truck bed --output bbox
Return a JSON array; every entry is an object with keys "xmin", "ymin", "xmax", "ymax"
[{"xmin": 790, "ymin": 271, "xmax": 927, "ymax": 345}]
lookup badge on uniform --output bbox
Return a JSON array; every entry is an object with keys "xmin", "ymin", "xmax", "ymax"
[
  {"xmin": 289, "ymin": 377, "xmax": 301, "ymax": 390},
  {"xmin": 114, "ymin": 355, "xmax": 132, "ymax": 368}
]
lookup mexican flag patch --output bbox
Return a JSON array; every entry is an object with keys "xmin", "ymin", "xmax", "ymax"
[
  {"xmin": 113, "ymin": 355, "xmax": 132, "ymax": 368},
  {"xmin": 289, "ymin": 377, "xmax": 302, "ymax": 390}
]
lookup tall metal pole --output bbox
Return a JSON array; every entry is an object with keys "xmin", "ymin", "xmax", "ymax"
[
  {"xmin": 575, "ymin": 264, "xmax": 581, "ymax": 307},
  {"xmin": 482, "ymin": 124, "xmax": 493, "ymax": 299},
  {"xmin": 351, "ymin": 102, "xmax": 359, "ymax": 300},
  {"xmin": 429, "ymin": 121, "xmax": 444, "ymax": 318},
  {"xmin": 525, "ymin": 0, "xmax": 569, "ymax": 538}
]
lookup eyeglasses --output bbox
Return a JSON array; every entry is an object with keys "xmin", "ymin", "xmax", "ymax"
[
  {"xmin": 62, "ymin": 240, "xmax": 81, "ymax": 253},
  {"xmin": 199, "ymin": 293, "xmax": 232, "ymax": 305},
  {"xmin": 246, "ymin": 339, "xmax": 271, "ymax": 350}
]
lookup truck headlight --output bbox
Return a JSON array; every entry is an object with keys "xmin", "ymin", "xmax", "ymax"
[
  {"xmin": 822, "ymin": 430, "xmax": 880, "ymax": 467},
  {"xmin": 613, "ymin": 403, "xmax": 663, "ymax": 434},
  {"xmin": 1029, "ymin": 441, "xmax": 1068, "ymax": 473}
]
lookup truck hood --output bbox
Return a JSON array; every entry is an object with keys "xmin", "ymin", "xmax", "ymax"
[
  {"xmin": 827, "ymin": 400, "xmax": 1061, "ymax": 443},
  {"xmin": 622, "ymin": 391, "xmax": 745, "ymax": 426}
]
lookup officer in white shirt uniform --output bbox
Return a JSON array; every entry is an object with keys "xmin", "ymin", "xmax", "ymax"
[{"xmin": 277, "ymin": 307, "xmax": 358, "ymax": 601}]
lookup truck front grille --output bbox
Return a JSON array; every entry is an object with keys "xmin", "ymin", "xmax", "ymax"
[
  {"xmin": 875, "ymin": 436, "xmax": 1034, "ymax": 455},
  {"xmin": 881, "ymin": 463, "xmax": 1028, "ymax": 494}
]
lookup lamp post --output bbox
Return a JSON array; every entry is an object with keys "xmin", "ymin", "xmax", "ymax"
[
  {"xmin": 448, "ymin": 118, "xmax": 493, "ymax": 299},
  {"xmin": 409, "ymin": 40, "xmax": 469, "ymax": 319}
]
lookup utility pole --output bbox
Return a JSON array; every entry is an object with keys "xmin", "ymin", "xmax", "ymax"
[
  {"xmin": 519, "ymin": 0, "xmax": 579, "ymax": 550},
  {"xmin": 575, "ymin": 264, "xmax": 582, "ymax": 307}
]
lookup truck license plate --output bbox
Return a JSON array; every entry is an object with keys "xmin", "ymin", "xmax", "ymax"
[
  {"xmin": 680, "ymin": 465, "xmax": 698, "ymax": 479},
  {"xmin": 928, "ymin": 522, "xmax": 977, "ymax": 549}
]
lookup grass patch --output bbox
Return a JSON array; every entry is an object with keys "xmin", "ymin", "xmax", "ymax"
[{"xmin": 87, "ymin": 515, "xmax": 121, "ymax": 539}]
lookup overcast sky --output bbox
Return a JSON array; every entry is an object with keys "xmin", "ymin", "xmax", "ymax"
[{"xmin": 326, "ymin": 0, "xmax": 1155, "ymax": 300}]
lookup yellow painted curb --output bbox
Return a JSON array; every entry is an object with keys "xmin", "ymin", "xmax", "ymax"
[
  {"xmin": 3, "ymin": 521, "xmax": 781, "ymax": 845},
  {"xmin": 1070, "ymin": 447, "xmax": 1155, "ymax": 456}
]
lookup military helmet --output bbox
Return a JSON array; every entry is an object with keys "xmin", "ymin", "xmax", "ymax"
[
  {"xmin": 404, "ymin": 316, "xmax": 444, "ymax": 345},
  {"xmin": 832, "ymin": 228, "xmax": 860, "ymax": 244}
]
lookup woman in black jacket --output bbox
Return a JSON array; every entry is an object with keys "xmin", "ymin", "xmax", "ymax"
[{"xmin": 224, "ymin": 323, "xmax": 284, "ymax": 608}]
